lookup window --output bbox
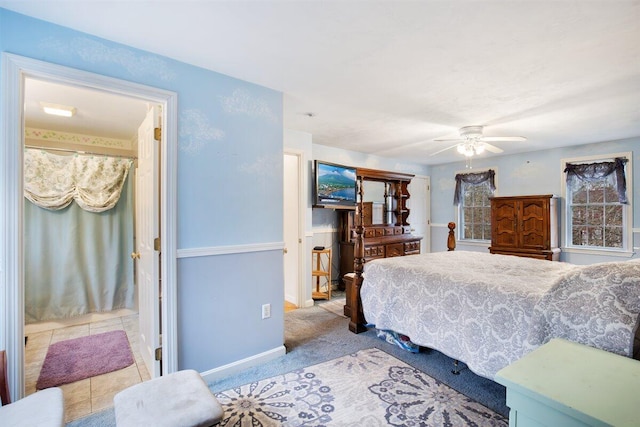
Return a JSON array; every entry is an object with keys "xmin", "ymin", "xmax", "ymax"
[
  {"xmin": 454, "ymin": 169, "xmax": 495, "ymax": 241},
  {"xmin": 563, "ymin": 155, "xmax": 631, "ymax": 252},
  {"xmin": 460, "ymin": 180, "xmax": 493, "ymax": 240}
]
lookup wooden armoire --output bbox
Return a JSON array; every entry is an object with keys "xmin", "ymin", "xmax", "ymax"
[{"xmin": 489, "ymin": 194, "xmax": 560, "ymax": 261}]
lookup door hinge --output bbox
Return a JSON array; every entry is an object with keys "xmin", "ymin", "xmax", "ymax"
[
  {"xmin": 154, "ymin": 237, "xmax": 161, "ymax": 251},
  {"xmin": 155, "ymin": 347, "xmax": 162, "ymax": 361},
  {"xmin": 154, "ymin": 127, "xmax": 161, "ymax": 141}
]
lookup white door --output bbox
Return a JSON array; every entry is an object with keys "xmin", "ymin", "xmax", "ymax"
[
  {"xmin": 283, "ymin": 153, "xmax": 301, "ymax": 306},
  {"xmin": 408, "ymin": 176, "xmax": 431, "ymax": 253},
  {"xmin": 136, "ymin": 105, "xmax": 161, "ymax": 377}
]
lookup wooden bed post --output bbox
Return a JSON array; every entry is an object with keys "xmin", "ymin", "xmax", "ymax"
[
  {"xmin": 447, "ymin": 222, "xmax": 456, "ymax": 251},
  {"xmin": 349, "ymin": 176, "xmax": 367, "ymax": 333}
]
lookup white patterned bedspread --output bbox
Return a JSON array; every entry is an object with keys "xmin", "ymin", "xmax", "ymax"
[{"xmin": 361, "ymin": 251, "xmax": 640, "ymax": 380}]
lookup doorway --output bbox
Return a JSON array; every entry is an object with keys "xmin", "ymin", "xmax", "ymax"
[
  {"xmin": 21, "ymin": 77, "xmax": 150, "ymax": 420},
  {"xmin": 283, "ymin": 151, "xmax": 304, "ymax": 310},
  {"xmin": 408, "ymin": 175, "xmax": 431, "ymax": 253},
  {"xmin": 1, "ymin": 53, "xmax": 178, "ymax": 401}
]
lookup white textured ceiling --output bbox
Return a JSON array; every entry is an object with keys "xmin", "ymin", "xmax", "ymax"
[{"xmin": 3, "ymin": 1, "xmax": 639, "ymax": 165}]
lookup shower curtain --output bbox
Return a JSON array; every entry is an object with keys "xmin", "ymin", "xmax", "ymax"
[{"xmin": 24, "ymin": 149, "xmax": 135, "ymax": 323}]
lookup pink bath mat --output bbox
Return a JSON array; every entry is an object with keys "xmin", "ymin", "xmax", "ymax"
[{"xmin": 37, "ymin": 330, "xmax": 134, "ymax": 389}]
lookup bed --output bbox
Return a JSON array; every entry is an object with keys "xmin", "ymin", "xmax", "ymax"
[{"xmin": 356, "ymin": 250, "xmax": 640, "ymax": 380}]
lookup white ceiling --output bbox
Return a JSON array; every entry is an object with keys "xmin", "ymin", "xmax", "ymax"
[{"xmin": 4, "ymin": 1, "xmax": 639, "ymax": 165}]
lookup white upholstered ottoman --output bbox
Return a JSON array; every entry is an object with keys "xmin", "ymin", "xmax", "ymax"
[
  {"xmin": 1, "ymin": 387, "xmax": 65, "ymax": 427},
  {"xmin": 113, "ymin": 370, "xmax": 224, "ymax": 427}
]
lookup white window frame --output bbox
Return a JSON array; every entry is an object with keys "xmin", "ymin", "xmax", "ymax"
[
  {"xmin": 560, "ymin": 151, "xmax": 633, "ymax": 257},
  {"xmin": 456, "ymin": 168, "xmax": 497, "ymax": 244}
]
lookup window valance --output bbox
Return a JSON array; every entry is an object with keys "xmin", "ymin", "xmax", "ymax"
[
  {"xmin": 453, "ymin": 169, "xmax": 495, "ymax": 205},
  {"xmin": 564, "ymin": 157, "xmax": 628, "ymax": 204},
  {"xmin": 24, "ymin": 148, "xmax": 133, "ymax": 212}
]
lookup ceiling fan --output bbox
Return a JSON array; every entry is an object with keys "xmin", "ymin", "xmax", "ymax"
[{"xmin": 430, "ymin": 125, "xmax": 526, "ymax": 157}]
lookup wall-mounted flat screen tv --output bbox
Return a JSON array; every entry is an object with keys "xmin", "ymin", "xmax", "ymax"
[{"xmin": 314, "ymin": 160, "xmax": 357, "ymax": 209}]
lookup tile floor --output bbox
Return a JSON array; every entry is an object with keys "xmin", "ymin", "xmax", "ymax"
[{"xmin": 24, "ymin": 309, "xmax": 150, "ymax": 423}]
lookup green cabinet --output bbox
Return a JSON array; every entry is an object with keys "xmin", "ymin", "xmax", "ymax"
[{"xmin": 496, "ymin": 339, "xmax": 640, "ymax": 426}]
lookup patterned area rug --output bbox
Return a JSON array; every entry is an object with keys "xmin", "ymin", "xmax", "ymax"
[{"xmin": 215, "ymin": 348, "xmax": 507, "ymax": 426}]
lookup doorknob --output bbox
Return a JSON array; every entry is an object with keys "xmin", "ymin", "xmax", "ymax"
[
  {"xmin": 131, "ymin": 252, "xmax": 141, "ymax": 259},
  {"xmin": 283, "ymin": 248, "xmax": 288, "ymax": 254}
]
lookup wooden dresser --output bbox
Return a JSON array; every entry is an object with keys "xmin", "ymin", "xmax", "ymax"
[
  {"xmin": 339, "ymin": 223, "xmax": 421, "ymax": 275},
  {"xmin": 489, "ymin": 194, "xmax": 560, "ymax": 261}
]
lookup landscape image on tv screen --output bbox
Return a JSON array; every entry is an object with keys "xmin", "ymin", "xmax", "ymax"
[{"xmin": 317, "ymin": 162, "xmax": 356, "ymax": 204}]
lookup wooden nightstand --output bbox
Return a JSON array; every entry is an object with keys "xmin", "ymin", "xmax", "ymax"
[{"xmin": 495, "ymin": 338, "xmax": 640, "ymax": 426}]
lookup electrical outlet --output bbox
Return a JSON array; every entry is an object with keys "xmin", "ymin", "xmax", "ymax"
[{"xmin": 262, "ymin": 303, "xmax": 271, "ymax": 319}]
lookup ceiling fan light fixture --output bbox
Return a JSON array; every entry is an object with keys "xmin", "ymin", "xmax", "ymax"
[
  {"xmin": 457, "ymin": 143, "xmax": 475, "ymax": 157},
  {"xmin": 460, "ymin": 125, "xmax": 484, "ymax": 140},
  {"xmin": 431, "ymin": 125, "xmax": 522, "ymax": 158}
]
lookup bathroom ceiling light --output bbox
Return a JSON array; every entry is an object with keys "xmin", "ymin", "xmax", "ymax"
[{"xmin": 41, "ymin": 102, "xmax": 76, "ymax": 117}]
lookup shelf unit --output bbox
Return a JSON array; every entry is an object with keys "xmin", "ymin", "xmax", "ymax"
[
  {"xmin": 312, "ymin": 248, "xmax": 332, "ymax": 300},
  {"xmin": 393, "ymin": 180, "xmax": 411, "ymax": 226}
]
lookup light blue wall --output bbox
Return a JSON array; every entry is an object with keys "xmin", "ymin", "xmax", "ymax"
[
  {"xmin": 429, "ymin": 138, "xmax": 639, "ymax": 262},
  {"xmin": 177, "ymin": 253, "xmax": 284, "ymax": 370},
  {"xmin": 1, "ymin": 9, "xmax": 284, "ymax": 371}
]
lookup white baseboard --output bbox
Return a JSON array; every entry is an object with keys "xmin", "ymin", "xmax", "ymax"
[
  {"xmin": 303, "ymin": 298, "xmax": 315, "ymax": 308},
  {"xmin": 201, "ymin": 345, "xmax": 286, "ymax": 383}
]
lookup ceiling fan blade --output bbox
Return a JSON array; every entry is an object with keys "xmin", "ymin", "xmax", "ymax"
[
  {"xmin": 433, "ymin": 137, "xmax": 463, "ymax": 142},
  {"xmin": 482, "ymin": 143, "xmax": 503, "ymax": 153},
  {"xmin": 430, "ymin": 144, "xmax": 460, "ymax": 156},
  {"xmin": 480, "ymin": 136, "xmax": 526, "ymax": 142}
]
